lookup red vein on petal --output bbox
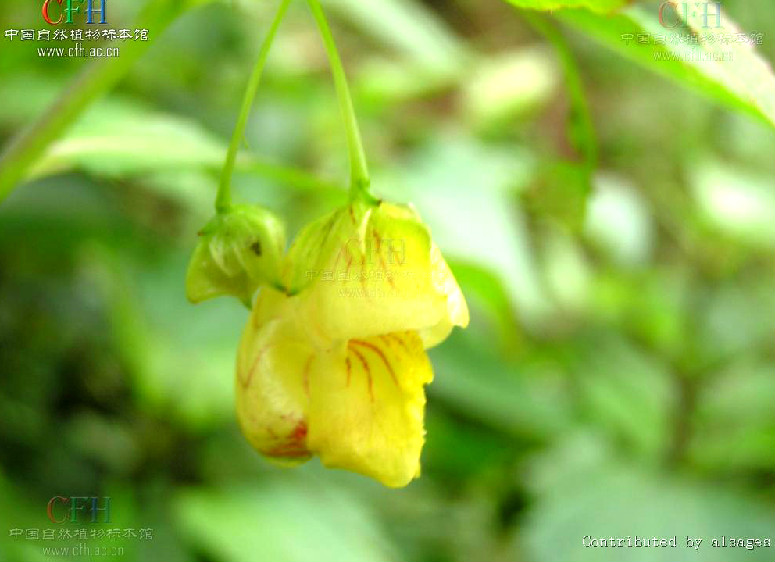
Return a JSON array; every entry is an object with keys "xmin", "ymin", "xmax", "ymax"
[
  {"xmin": 345, "ymin": 356, "xmax": 352, "ymax": 386},
  {"xmin": 348, "ymin": 345, "xmax": 374, "ymax": 402},
  {"xmin": 343, "ymin": 243, "xmax": 354, "ymax": 277},
  {"xmin": 239, "ymin": 343, "xmax": 270, "ymax": 388},
  {"xmin": 388, "ymin": 333, "xmax": 410, "ymax": 353},
  {"xmin": 311, "ymin": 216, "xmax": 335, "ymax": 268},
  {"xmin": 302, "ymin": 354, "xmax": 313, "ymax": 397},
  {"xmin": 333, "ymin": 240, "xmax": 357, "ymax": 278},
  {"xmin": 373, "ymin": 230, "xmax": 397, "ymax": 290},
  {"xmin": 350, "ymin": 339, "xmax": 398, "ymax": 387},
  {"xmin": 292, "ymin": 419, "xmax": 308, "ymax": 441},
  {"xmin": 267, "ymin": 444, "xmax": 309, "ymax": 458},
  {"xmin": 360, "ymin": 257, "xmax": 370, "ymax": 297},
  {"xmin": 267, "ymin": 419, "xmax": 309, "ymax": 458},
  {"xmin": 320, "ymin": 215, "xmax": 336, "ymax": 247}
]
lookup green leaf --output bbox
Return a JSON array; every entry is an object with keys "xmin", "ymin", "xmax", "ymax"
[
  {"xmin": 523, "ymin": 160, "xmax": 591, "ymax": 229},
  {"xmin": 0, "ymin": 0, "xmax": 211, "ymax": 202},
  {"xmin": 689, "ymin": 158, "xmax": 775, "ymax": 249},
  {"xmin": 505, "ymin": 0, "xmax": 628, "ymax": 13},
  {"xmin": 557, "ymin": 6, "xmax": 775, "ymax": 129},
  {"xmin": 27, "ymin": 104, "xmax": 226, "ymax": 179},
  {"xmin": 14, "ymin": 93, "xmax": 340, "ymax": 194},
  {"xmin": 174, "ymin": 481, "xmax": 398, "ymax": 562},
  {"xmin": 461, "ymin": 47, "xmax": 559, "ymax": 128},
  {"xmin": 325, "ymin": 0, "xmax": 469, "ymax": 72},
  {"xmin": 429, "ymin": 332, "xmax": 572, "ymax": 439},
  {"xmin": 447, "ymin": 261, "xmax": 524, "ymax": 347},
  {"xmin": 521, "ymin": 433, "xmax": 775, "ymax": 562},
  {"xmin": 690, "ymin": 361, "xmax": 775, "ymax": 472},
  {"xmin": 90, "ymin": 247, "xmax": 243, "ymax": 431},
  {"xmin": 572, "ymin": 335, "xmax": 674, "ymax": 459}
]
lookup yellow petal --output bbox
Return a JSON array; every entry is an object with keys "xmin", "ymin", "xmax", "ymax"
[
  {"xmin": 290, "ymin": 201, "xmax": 451, "ymax": 342},
  {"xmin": 306, "ymin": 330, "xmax": 433, "ymax": 488},
  {"xmin": 282, "ymin": 199, "xmax": 372, "ymax": 295},
  {"xmin": 418, "ymin": 243, "xmax": 470, "ymax": 349},
  {"xmin": 235, "ymin": 289, "xmax": 314, "ymax": 464}
]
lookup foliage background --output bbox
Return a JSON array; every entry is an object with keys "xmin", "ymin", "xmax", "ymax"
[{"xmin": 1, "ymin": 0, "xmax": 774, "ymax": 561}]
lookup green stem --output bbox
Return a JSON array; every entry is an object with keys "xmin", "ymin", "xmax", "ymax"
[
  {"xmin": 306, "ymin": 0, "xmax": 371, "ymax": 200},
  {"xmin": 216, "ymin": 0, "xmax": 292, "ymax": 213},
  {"xmin": 523, "ymin": 12, "xmax": 598, "ymax": 176},
  {"xmin": 0, "ymin": 0, "xmax": 185, "ymax": 204}
]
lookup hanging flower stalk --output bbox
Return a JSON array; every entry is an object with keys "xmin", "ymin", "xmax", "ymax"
[{"xmin": 186, "ymin": 0, "xmax": 468, "ymax": 488}]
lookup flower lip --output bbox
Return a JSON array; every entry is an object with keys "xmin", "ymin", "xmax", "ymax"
[{"xmin": 236, "ymin": 287, "xmax": 438, "ymax": 488}]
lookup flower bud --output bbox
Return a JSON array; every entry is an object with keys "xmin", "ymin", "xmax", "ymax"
[{"xmin": 186, "ymin": 204, "xmax": 286, "ymax": 307}]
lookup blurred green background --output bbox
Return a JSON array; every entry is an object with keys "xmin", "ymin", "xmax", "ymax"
[{"xmin": 1, "ymin": 0, "xmax": 774, "ymax": 561}]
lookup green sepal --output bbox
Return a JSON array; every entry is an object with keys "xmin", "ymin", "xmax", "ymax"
[{"xmin": 186, "ymin": 204, "xmax": 286, "ymax": 307}]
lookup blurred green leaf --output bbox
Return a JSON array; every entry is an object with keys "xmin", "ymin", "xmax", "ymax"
[
  {"xmin": 583, "ymin": 174, "xmax": 654, "ymax": 267},
  {"xmin": 326, "ymin": 0, "xmax": 469, "ymax": 73},
  {"xmin": 558, "ymin": 6, "xmax": 775, "ymax": 129},
  {"xmin": 462, "ymin": 47, "xmax": 559, "ymax": 129},
  {"xmin": 521, "ymin": 11, "xmax": 598, "ymax": 225},
  {"xmin": 357, "ymin": 56, "xmax": 468, "ymax": 106},
  {"xmin": 27, "ymin": 104, "xmax": 226, "ymax": 180},
  {"xmin": 0, "ymin": 471, "xmax": 49, "ymax": 562},
  {"xmin": 690, "ymin": 361, "xmax": 775, "ymax": 472},
  {"xmin": 430, "ymin": 332, "xmax": 572, "ymax": 439},
  {"xmin": 22, "ymin": 98, "xmax": 335, "ymax": 196},
  {"xmin": 523, "ymin": 160, "xmax": 591, "ymax": 230},
  {"xmin": 0, "ymin": 0, "xmax": 215, "ymax": 201},
  {"xmin": 174, "ymin": 480, "xmax": 399, "ymax": 562},
  {"xmin": 88, "ymin": 247, "xmax": 241, "ymax": 431},
  {"xmin": 573, "ymin": 334, "xmax": 675, "ymax": 459},
  {"xmin": 539, "ymin": 225, "xmax": 592, "ymax": 312},
  {"xmin": 697, "ymin": 278, "xmax": 775, "ymax": 364},
  {"xmin": 590, "ymin": 269, "xmax": 691, "ymax": 361},
  {"xmin": 448, "ymin": 261, "xmax": 523, "ymax": 348},
  {"xmin": 521, "ymin": 433, "xmax": 775, "ymax": 562},
  {"xmin": 689, "ymin": 158, "xmax": 775, "ymax": 249}
]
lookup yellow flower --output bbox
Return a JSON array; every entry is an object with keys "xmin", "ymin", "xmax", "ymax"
[{"xmin": 236, "ymin": 199, "xmax": 468, "ymax": 487}]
